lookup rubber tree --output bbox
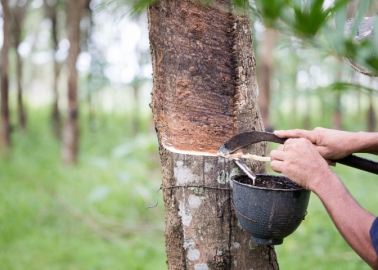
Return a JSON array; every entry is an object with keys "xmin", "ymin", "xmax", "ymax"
[
  {"xmin": 148, "ymin": 0, "xmax": 278, "ymax": 269},
  {"xmin": 257, "ymin": 28, "xmax": 277, "ymax": 132},
  {"xmin": 0, "ymin": 0, "xmax": 11, "ymax": 150},
  {"xmin": 44, "ymin": 0, "xmax": 62, "ymax": 138},
  {"xmin": 10, "ymin": 0, "xmax": 28, "ymax": 131},
  {"xmin": 61, "ymin": 0, "xmax": 88, "ymax": 164}
]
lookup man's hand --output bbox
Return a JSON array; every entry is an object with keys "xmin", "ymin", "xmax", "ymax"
[
  {"xmin": 274, "ymin": 127, "xmax": 360, "ymax": 160},
  {"xmin": 270, "ymin": 138, "xmax": 335, "ymax": 191}
]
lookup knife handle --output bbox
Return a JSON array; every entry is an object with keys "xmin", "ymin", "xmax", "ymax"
[
  {"xmin": 335, "ymin": 155, "xmax": 378, "ymax": 175},
  {"xmin": 275, "ymin": 137, "xmax": 378, "ymax": 175}
]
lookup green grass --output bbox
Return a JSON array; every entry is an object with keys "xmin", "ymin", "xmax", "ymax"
[
  {"xmin": 0, "ymin": 108, "xmax": 166, "ymax": 270},
  {"xmin": 1, "ymin": 107, "xmax": 377, "ymax": 269}
]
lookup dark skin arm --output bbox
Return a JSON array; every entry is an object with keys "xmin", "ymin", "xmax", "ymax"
[{"xmin": 270, "ymin": 133, "xmax": 378, "ymax": 269}]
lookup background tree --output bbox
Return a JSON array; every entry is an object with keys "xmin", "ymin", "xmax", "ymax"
[
  {"xmin": 10, "ymin": 0, "xmax": 28, "ymax": 131},
  {"xmin": 61, "ymin": 0, "xmax": 89, "ymax": 164},
  {"xmin": 0, "ymin": 0, "xmax": 11, "ymax": 150},
  {"xmin": 44, "ymin": 0, "xmax": 63, "ymax": 137},
  {"xmin": 257, "ymin": 28, "xmax": 277, "ymax": 132}
]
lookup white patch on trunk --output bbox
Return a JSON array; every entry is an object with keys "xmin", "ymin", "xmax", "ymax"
[
  {"xmin": 204, "ymin": 162, "xmax": 213, "ymax": 173},
  {"xmin": 194, "ymin": 263, "xmax": 209, "ymax": 270},
  {"xmin": 217, "ymin": 170, "xmax": 229, "ymax": 184},
  {"xmin": 183, "ymin": 241, "xmax": 195, "ymax": 249},
  {"xmin": 188, "ymin": 194, "xmax": 201, "ymax": 208},
  {"xmin": 233, "ymin": 242, "xmax": 240, "ymax": 249},
  {"xmin": 188, "ymin": 249, "xmax": 200, "ymax": 261},
  {"xmin": 178, "ymin": 203, "xmax": 192, "ymax": 226},
  {"xmin": 230, "ymin": 167, "xmax": 239, "ymax": 179},
  {"xmin": 174, "ymin": 160, "xmax": 201, "ymax": 185}
]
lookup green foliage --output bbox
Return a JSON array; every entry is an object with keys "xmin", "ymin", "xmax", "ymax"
[{"xmin": 122, "ymin": 0, "xmax": 378, "ymax": 76}]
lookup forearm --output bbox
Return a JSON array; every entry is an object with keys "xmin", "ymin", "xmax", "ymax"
[
  {"xmin": 353, "ymin": 132, "xmax": 378, "ymax": 155},
  {"xmin": 313, "ymin": 172, "xmax": 378, "ymax": 268}
]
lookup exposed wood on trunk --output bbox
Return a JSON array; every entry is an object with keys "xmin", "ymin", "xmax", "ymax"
[
  {"xmin": 0, "ymin": 0, "xmax": 11, "ymax": 150},
  {"xmin": 44, "ymin": 0, "xmax": 62, "ymax": 138},
  {"xmin": 257, "ymin": 28, "xmax": 277, "ymax": 132},
  {"xmin": 10, "ymin": 0, "xmax": 28, "ymax": 131},
  {"xmin": 148, "ymin": 1, "xmax": 278, "ymax": 269},
  {"xmin": 61, "ymin": 0, "xmax": 88, "ymax": 164}
]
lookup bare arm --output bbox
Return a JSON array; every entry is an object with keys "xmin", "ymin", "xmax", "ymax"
[
  {"xmin": 274, "ymin": 127, "xmax": 378, "ymax": 159},
  {"xmin": 314, "ymin": 172, "xmax": 377, "ymax": 269},
  {"xmin": 270, "ymin": 138, "xmax": 378, "ymax": 268}
]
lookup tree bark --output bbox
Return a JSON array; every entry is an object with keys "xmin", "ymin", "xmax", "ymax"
[
  {"xmin": 44, "ymin": 0, "xmax": 62, "ymax": 138},
  {"xmin": 1, "ymin": 0, "xmax": 11, "ymax": 150},
  {"xmin": 61, "ymin": 0, "xmax": 87, "ymax": 164},
  {"xmin": 11, "ymin": 0, "xmax": 28, "ymax": 131},
  {"xmin": 148, "ymin": 1, "xmax": 279, "ymax": 269},
  {"xmin": 257, "ymin": 28, "xmax": 277, "ymax": 132}
]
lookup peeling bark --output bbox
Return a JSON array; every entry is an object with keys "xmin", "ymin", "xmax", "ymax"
[{"xmin": 148, "ymin": 1, "xmax": 279, "ymax": 269}]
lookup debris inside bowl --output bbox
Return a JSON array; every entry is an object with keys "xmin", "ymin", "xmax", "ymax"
[{"xmin": 234, "ymin": 174, "xmax": 303, "ymax": 190}]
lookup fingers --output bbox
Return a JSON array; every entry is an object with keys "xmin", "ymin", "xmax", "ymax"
[
  {"xmin": 270, "ymin": 149, "xmax": 285, "ymax": 161},
  {"xmin": 270, "ymin": 160, "xmax": 283, "ymax": 173},
  {"xmin": 274, "ymin": 129, "xmax": 317, "ymax": 143},
  {"xmin": 325, "ymin": 159, "xmax": 336, "ymax": 167}
]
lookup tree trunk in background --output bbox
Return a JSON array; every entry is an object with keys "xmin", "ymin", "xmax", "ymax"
[
  {"xmin": 332, "ymin": 61, "xmax": 343, "ymax": 130},
  {"xmin": 11, "ymin": 0, "xmax": 28, "ymax": 131},
  {"xmin": 132, "ymin": 84, "xmax": 140, "ymax": 135},
  {"xmin": 148, "ymin": 1, "xmax": 278, "ymax": 269},
  {"xmin": 367, "ymin": 93, "xmax": 376, "ymax": 132},
  {"xmin": 0, "ymin": 0, "xmax": 11, "ymax": 150},
  {"xmin": 45, "ymin": 0, "xmax": 62, "ymax": 138},
  {"xmin": 303, "ymin": 96, "xmax": 311, "ymax": 130},
  {"xmin": 257, "ymin": 28, "xmax": 277, "ymax": 132},
  {"xmin": 62, "ymin": 0, "xmax": 87, "ymax": 164},
  {"xmin": 332, "ymin": 92, "xmax": 342, "ymax": 130}
]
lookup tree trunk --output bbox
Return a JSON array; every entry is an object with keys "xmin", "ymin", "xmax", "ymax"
[
  {"xmin": 367, "ymin": 93, "xmax": 376, "ymax": 132},
  {"xmin": 132, "ymin": 83, "xmax": 140, "ymax": 135},
  {"xmin": 332, "ymin": 91, "xmax": 342, "ymax": 130},
  {"xmin": 148, "ymin": 1, "xmax": 279, "ymax": 269},
  {"xmin": 45, "ymin": 0, "xmax": 62, "ymax": 138},
  {"xmin": 257, "ymin": 28, "xmax": 277, "ymax": 132},
  {"xmin": 303, "ymin": 95, "xmax": 311, "ymax": 130},
  {"xmin": 11, "ymin": 0, "xmax": 28, "ymax": 131},
  {"xmin": 332, "ymin": 61, "xmax": 343, "ymax": 130},
  {"xmin": 0, "ymin": 0, "xmax": 11, "ymax": 150},
  {"xmin": 61, "ymin": 0, "xmax": 87, "ymax": 164}
]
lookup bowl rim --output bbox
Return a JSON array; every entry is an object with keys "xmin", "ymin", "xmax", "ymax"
[{"xmin": 231, "ymin": 174, "xmax": 306, "ymax": 192}]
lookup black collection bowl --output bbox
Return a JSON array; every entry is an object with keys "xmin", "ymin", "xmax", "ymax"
[{"xmin": 232, "ymin": 174, "xmax": 311, "ymax": 245}]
